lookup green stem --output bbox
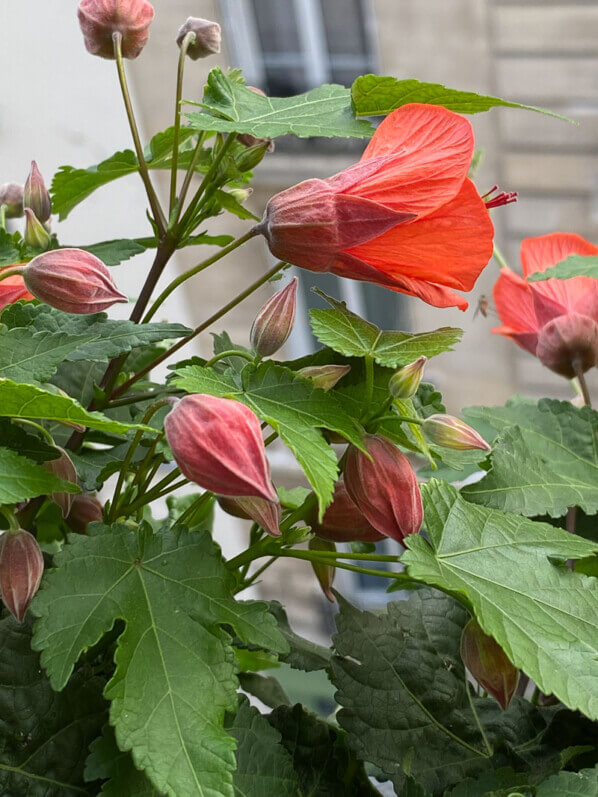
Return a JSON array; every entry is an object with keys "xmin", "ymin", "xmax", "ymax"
[
  {"xmin": 238, "ymin": 556, "xmax": 277, "ymax": 592},
  {"xmin": 361, "ymin": 355, "xmax": 374, "ymax": 422},
  {"xmin": 107, "ymin": 389, "xmax": 183, "ymax": 409},
  {"xmin": 464, "ymin": 669, "xmax": 493, "ymax": 757},
  {"xmin": 204, "ymin": 349, "xmax": 255, "ymax": 369},
  {"xmin": 374, "ymin": 413, "xmax": 423, "ymax": 426},
  {"xmin": 0, "ymin": 506, "xmax": 20, "ymax": 533},
  {"xmin": 130, "ymin": 434, "xmax": 164, "ymax": 489},
  {"xmin": 263, "ymin": 431, "xmax": 278, "ymax": 447},
  {"xmin": 574, "ymin": 363, "xmax": 592, "ymax": 408},
  {"xmin": 169, "ymin": 32, "xmax": 194, "ymax": 215},
  {"xmin": 143, "ymin": 228, "xmax": 259, "ymax": 322},
  {"xmin": 176, "ymin": 132, "xmax": 207, "ymax": 221},
  {"xmin": 177, "ymin": 491, "xmax": 213, "ymax": 527},
  {"xmin": 492, "ymin": 244, "xmax": 509, "ymax": 270},
  {"xmin": 12, "ymin": 418, "xmax": 55, "ymax": 446},
  {"xmin": 0, "ymin": 205, "xmax": 6, "ymax": 231},
  {"xmin": 0, "ymin": 266, "xmax": 26, "ymax": 282},
  {"xmin": 278, "ymin": 549, "xmax": 410, "ymax": 581},
  {"xmin": 119, "ymin": 470, "xmax": 185, "ymax": 516},
  {"xmin": 113, "ymin": 33, "xmax": 166, "ymax": 237}
]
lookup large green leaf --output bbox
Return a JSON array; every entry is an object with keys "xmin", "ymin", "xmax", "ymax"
[
  {"xmin": 85, "ymin": 725, "xmax": 160, "ymax": 796},
  {"xmin": 351, "ymin": 75, "xmax": 572, "ymax": 120},
  {"xmin": 186, "ymin": 67, "xmax": 373, "ymax": 140},
  {"xmin": 403, "ymin": 480, "xmax": 598, "ymax": 720},
  {"xmin": 0, "ymin": 616, "xmax": 107, "ymax": 796},
  {"xmin": 527, "ymin": 255, "xmax": 598, "ymax": 282},
  {"xmin": 0, "ymin": 327, "xmax": 93, "ymax": 383},
  {"xmin": 31, "ymin": 523, "xmax": 288, "ymax": 797},
  {"xmin": 0, "ymin": 418, "xmax": 59, "ymax": 463},
  {"xmin": 0, "ymin": 446, "xmax": 78, "ymax": 505},
  {"xmin": 310, "ymin": 292, "xmax": 462, "ymax": 367},
  {"xmin": 268, "ymin": 601, "xmax": 332, "ymax": 672},
  {"xmin": 82, "ymin": 238, "xmax": 148, "ymax": 266},
  {"xmin": 537, "ymin": 766, "xmax": 598, "ymax": 796},
  {"xmin": 173, "ymin": 362, "xmax": 364, "ymax": 516},
  {"xmin": 462, "ymin": 399, "xmax": 598, "ymax": 517}
]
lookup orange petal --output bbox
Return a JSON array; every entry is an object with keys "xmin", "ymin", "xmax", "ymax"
[{"xmin": 493, "ymin": 268, "xmax": 538, "ymax": 333}]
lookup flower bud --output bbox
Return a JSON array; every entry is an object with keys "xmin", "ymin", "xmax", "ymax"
[
  {"xmin": 344, "ymin": 435, "xmax": 423, "ymax": 543},
  {"xmin": 67, "ymin": 493, "xmax": 103, "ymax": 534},
  {"xmin": 23, "ymin": 248, "xmax": 127, "ymax": 314},
  {"xmin": 298, "ymin": 364, "xmax": 351, "ymax": 392},
  {"xmin": 309, "ymin": 537, "xmax": 335, "ymax": 602},
  {"xmin": 235, "ymin": 141, "xmax": 274, "ymax": 172},
  {"xmin": 78, "ymin": 0, "xmax": 155, "ymax": 60},
  {"xmin": 536, "ymin": 313, "xmax": 598, "ymax": 378},
  {"xmin": 177, "ymin": 17, "xmax": 221, "ymax": 59},
  {"xmin": 250, "ymin": 277, "xmax": 298, "ymax": 357},
  {"xmin": 0, "ymin": 182, "xmax": 24, "ymax": 218},
  {"xmin": 389, "ymin": 356, "xmax": 426, "ymax": 399},
  {"xmin": 23, "ymin": 209, "xmax": 52, "ymax": 251},
  {"xmin": 217, "ymin": 495, "xmax": 281, "ymax": 537},
  {"xmin": 312, "ymin": 478, "xmax": 384, "ymax": 543},
  {"xmin": 165, "ymin": 394, "xmax": 277, "ymax": 502},
  {"xmin": 460, "ymin": 618, "xmax": 519, "ymax": 710},
  {"xmin": 423, "ymin": 414, "xmax": 490, "ymax": 451},
  {"xmin": 0, "ymin": 529, "xmax": 44, "ymax": 623},
  {"xmin": 228, "ymin": 187, "xmax": 253, "ymax": 205},
  {"xmin": 0, "ymin": 267, "xmax": 33, "ymax": 311},
  {"xmin": 43, "ymin": 447, "xmax": 78, "ymax": 518},
  {"xmin": 24, "ymin": 161, "xmax": 51, "ymax": 223}
]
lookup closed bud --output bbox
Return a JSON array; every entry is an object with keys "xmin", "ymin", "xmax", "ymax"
[
  {"xmin": 0, "ymin": 529, "xmax": 44, "ymax": 623},
  {"xmin": 344, "ymin": 435, "xmax": 423, "ymax": 543},
  {"xmin": 217, "ymin": 495, "xmax": 281, "ymax": 537},
  {"xmin": 389, "ymin": 356, "xmax": 426, "ymax": 399},
  {"xmin": 309, "ymin": 538, "xmax": 335, "ymax": 602},
  {"xmin": 423, "ymin": 414, "xmax": 490, "ymax": 451},
  {"xmin": 312, "ymin": 478, "xmax": 384, "ymax": 543},
  {"xmin": 460, "ymin": 618, "xmax": 519, "ymax": 710},
  {"xmin": 23, "ymin": 248, "xmax": 127, "ymax": 314},
  {"xmin": 177, "ymin": 17, "xmax": 221, "ymax": 60},
  {"xmin": 24, "ymin": 162, "xmax": 51, "ymax": 223},
  {"xmin": 43, "ymin": 447, "xmax": 78, "ymax": 518},
  {"xmin": 228, "ymin": 187, "xmax": 253, "ymax": 205},
  {"xmin": 78, "ymin": 0, "xmax": 155, "ymax": 59},
  {"xmin": 0, "ymin": 182, "xmax": 24, "ymax": 218},
  {"xmin": 250, "ymin": 277, "xmax": 298, "ymax": 357},
  {"xmin": 298, "ymin": 364, "xmax": 350, "ymax": 392},
  {"xmin": 67, "ymin": 493, "xmax": 103, "ymax": 534},
  {"xmin": 235, "ymin": 141, "xmax": 273, "ymax": 172},
  {"xmin": 24, "ymin": 209, "xmax": 51, "ymax": 251},
  {"xmin": 536, "ymin": 313, "xmax": 598, "ymax": 378},
  {"xmin": 165, "ymin": 394, "xmax": 277, "ymax": 502}
]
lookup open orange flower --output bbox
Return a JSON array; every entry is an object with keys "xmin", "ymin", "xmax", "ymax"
[
  {"xmin": 0, "ymin": 266, "xmax": 32, "ymax": 312},
  {"xmin": 259, "ymin": 103, "xmax": 495, "ymax": 310},
  {"xmin": 493, "ymin": 233, "xmax": 598, "ymax": 377}
]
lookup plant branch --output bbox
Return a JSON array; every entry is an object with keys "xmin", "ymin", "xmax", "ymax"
[
  {"xmin": 492, "ymin": 244, "xmax": 510, "ymax": 270},
  {"xmin": 169, "ymin": 32, "xmax": 194, "ymax": 214}
]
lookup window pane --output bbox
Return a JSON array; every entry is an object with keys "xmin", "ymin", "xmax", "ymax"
[
  {"xmin": 252, "ymin": 0, "xmax": 300, "ymax": 54},
  {"xmin": 320, "ymin": 0, "xmax": 369, "ymax": 57}
]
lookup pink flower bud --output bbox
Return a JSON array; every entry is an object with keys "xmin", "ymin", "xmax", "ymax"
[
  {"xmin": 0, "ymin": 529, "xmax": 44, "ymax": 623},
  {"xmin": 344, "ymin": 435, "xmax": 423, "ymax": 543},
  {"xmin": 23, "ymin": 209, "xmax": 51, "ymax": 251},
  {"xmin": 217, "ymin": 495, "xmax": 281, "ymax": 537},
  {"xmin": 24, "ymin": 161, "xmax": 51, "ymax": 223},
  {"xmin": 23, "ymin": 248, "xmax": 127, "ymax": 314},
  {"xmin": 389, "ymin": 356, "xmax": 427, "ymax": 399},
  {"xmin": 312, "ymin": 478, "xmax": 384, "ymax": 543},
  {"xmin": 43, "ymin": 447, "xmax": 78, "ymax": 518},
  {"xmin": 0, "ymin": 182, "xmax": 24, "ymax": 218},
  {"xmin": 423, "ymin": 414, "xmax": 491, "ymax": 451},
  {"xmin": 77, "ymin": 0, "xmax": 155, "ymax": 60},
  {"xmin": 67, "ymin": 493, "xmax": 103, "ymax": 534},
  {"xmin": 536, "ymin": 313, "xmax": 598, "ymax": 378},
  {"xmin": 165, "ymin": 394, "xmax": 277, "ymax": 502},
  {"xmin": 309, "ymin": 537, "xmax": 335, "ymax": 602},
  {"xmin": 176, "ymin": 17, "xmax": 221, "ymax": 60},
  {"xmin": 460, "ymin": 618, "xmax": 519, "ymax": 710},
  {"xmin": 250, "ymin": 278, "xmax": 298, "ymax": 357},
  {"xmin": 298, "ymin": 364, "xmax": 351, "ymax": 392}
]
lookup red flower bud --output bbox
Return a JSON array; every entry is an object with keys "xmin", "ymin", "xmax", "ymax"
[
  {"xmin": 535, "ymin": 313, "xmax": 598, "ymax": 378},
  {"xmin": 250, "ymin": 277, "xmax": 298, "ymax": 357},
  {"xmin": 298, "ymin": 364, "xmax": 351, "ymax": 392},
  {"xmin": 389, "ymin": 356, "xmax": 427, "ymax": 399},
  {"xmin": 23, "ymin": 209, "xmax": 52, "ymax": 251},
  {"xmin": 77, "ymin": 0, "xmax": 155, "ymax": 60},
  {"xmin": 217, "ymin": 495, "xmax": 281, "ymax": 537},
  {"xmin": 43, "ymin": 447, "xmax": 78, "ymax": 518},
  {"xmin": 67, "ymin": 493, "xmax": 103, "ymax": 534},
  {"xmin": 176, "ymin": 17, "xmax": 221, "ymax": 60},
  {"xmin": 312, "ymin": 478, "xmax": 384, "ymax": 543},
  {"xmin": 24, "ymin": 161, "xmax": 51, "ymax": 223},
  {"xmin": 344, "ymin": 435, "xmax": 423, "ymax": 543},
  {"xmin": 423, "ymin": 414, "xmax": 490, "ymax": 451},
  {"xmin": 0, "ymin": 529, "xmax": 44, "ymax": 623},
  {"xmin": 23, "ymin": 248, "xmax": 127, "ymax": 314},
  {"xmin": 0, "ymin": 182, "xmax": 24, "ymax": 218},
  {"xmin": 165, "ymin": 395, "xmax": 277, "ymax": 502},
  {"xmin": 309, "ymin": 537, "xmax": 335, "ymax": 602},
  {"xmin": 460, "ymin": 618, "xmax": 519, "ymax": 710}
]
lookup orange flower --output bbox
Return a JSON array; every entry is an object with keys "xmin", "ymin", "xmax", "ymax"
[
  {"xmin": 0, "ymin": 266, "xmax": 33, "ymax": 311},
  {"xmin": 259, "ymin": 103, "xmax": 495, "ymax": 310},
  {"xmin": 493, "ymin": 233, "xmax": 598, "ymax": 377}
]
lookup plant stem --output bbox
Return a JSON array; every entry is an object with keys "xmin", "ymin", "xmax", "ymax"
[
  {"xmin": 0, "ymin": 266, "xmax": 26, "ymax": 282},
  {"xmin": 143, "ymin": 228, "xmax": 259, "ymax": 323},
  {"xmin": 169, "ymin": 32, "xmax": 194, "ymax": 215},
  {"xmin": 177, "ymin": 491, "xmax": 213, "ymax": 527},
  {"xmin": 0, "ymin": 205, "xmax": 6, "ymax": 231},
  {"xmin": 113, "ymin": 32, "xmax": 166, "ymax": 238},
  {"xmin": 107, "ymin": 389, "xmax": 183, "ymax": 409},
  {"xmin": 112, "ymin": 261, "xmax": 285, "ymax": 399},
  {"xmin": 277, "ymin": 549, "xmax": 411, "ymax": 581},
  {"xmin": 464, "ymin": 670, "xmax": 493, "ymax": 757},
  {"xmin": 0, "ymin": 506, "xmax": 20, "ymax": 533},
  {"xmin": 204, "ymin": 349, "xmax": 255, "ymax": 369},
  {"xmin": 361, "ymin": 355, "xmax": 374, "ymax": 421},
  {"xmin": 574, "ymin": 363, "xmax": 592, "ymax": 408},
  {"xmin": 120, "ymin": 469, "xmax": 183, "ymax": 515},
  {"xmin": 238, "ymin": 556, "xmax": 277, "ymax": 591},
  {"xmin": 492, "ymin": 244, "xmax": 510, "ymax": 270},
  {"xmin": 12, "ymin": 418, "xmax": 55, "ymax": 446},
  {"xmin": 176, "ymin": 132, "xmax": 207, "ymax": 218},
  {"xmin": 374, "ymin": 414, "xmax": 424, "ymax": 426}
]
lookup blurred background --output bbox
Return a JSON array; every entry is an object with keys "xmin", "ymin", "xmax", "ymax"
[{"xmin": 1, "ymin": 0, "xmax": 597, "ymax": 716}]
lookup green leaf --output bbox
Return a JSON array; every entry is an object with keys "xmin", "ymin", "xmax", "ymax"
[
  {"xmin": 0, "ymin": 418, "xmax": 60, "ymax": 463},
  {"xmin": 0, "ymin": 616, "xmax": 107, "ymax": 796},
  {"xmin": 85, "ymin": 725, "xmax": 160, "ymax": 796},
  {"xmin": 310, "ymin": 291, "xmax": 462, "ymax": 367},
  {"xmin": 81, "ymin": 239, "xmax": 148, "ymax": 266},
  {"xmin": 528, "ymin": 255, "xmax": 598, "ymax": 282},
  {"xmin": 351, "ymin": 75, "xmax": 573, "ymax": 121},
  {"xmin": 267, "ymin": 601, "xmax": 332, "ymax": 672},
  {"xmin": 0, "ymin": 228, "xmax": 22, "ymax": 266},
  {"xmin": 186, "ymin": 67, "xmax": 373, "ymax": 140},
  {"xmin": 462, "ymin": 399, "xmax": 598, "ymax": 517},
  {"xmin": 225, "ymin": 696, "xmax": 299, "ymax": 797},
  {"xmin": 31, "ymin": 523, "xmax": 288, "ymax": 797},
  {"xmin": 211, "ymin": 189, "xmax": 260, "ymax": 221},
  {"xmin": 0, "ymin": 380, "xmax": 155, "ymax": 435},
  {"xmin": 403, "ymin": 480, "xmax": 598, "ymax": 720},
  {"xmin": 173, "ymin": 362, "xmax": 364, "ymax": 516},
  {"xmin": 0, "ymin": 327, "xmax": 92, "ymax": 383},
  {"xmin": 0, "ymin": 446, "xmax": 78, "ymax": 505},
  {"xmin": 447, "ymin": 767, "xmax": 533, "ymax": 796},
  {"xmin": 536, "ymin": 766, "xmax": 598, "ymax": 796},
  {"xmin": 237, "ymin": 673, "xmax": 291, "ymax": 710}
]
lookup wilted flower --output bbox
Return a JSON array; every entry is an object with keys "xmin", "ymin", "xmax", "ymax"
[
  {"xmin": 461, "ymin": 618, "xmax": 519, "ymax": 710},
  {"xmin": 0, "ymin": 529, "xmax": 44, "ymax": 623},
  {"xmin": 250, "ymin": 277, "xmax": 298, "ymax": 356},
  {"xmin": 312, "ymin": 478, "xmax": 384, "ymax": 543},
  {"xmin": 217, "ymin": 495, "xmax": 281, "ymax": 537},
  {"xmin": 67, "ymin": 493, "xmax": 103, "ymax": 534},
  {"xmin": 77, "ymin": 0, "xmax": 155, "ymax": 60},
  {"xmin": 176, "ymin": 17, "xmax": 221, "ymax": 60},
  {"xmin": 389, "ymin": 356, "xmax": 427, "ymax": 399},
  {"xmin": 24, "ymin": 161, "xmax": 51, "ymax": 223},
  {"xmin": 298, "ymin": 364, "xmax": 351, "ymax": 392},
  {"xmin": 309, "ymin": 537, "xmax": 335, "ymax": 602},
  {"xmin": 423, "ymin": 414, "xmax": 490, "ymax": 451},
  {"xmin": 0, "ymin": 182, "xmax": 24, "ymax": 218},
  {"xmin": 43, "ymin": 447, "xmax": 78, "ymax": 518},
  {"xmin": 23, "ymin": 209, "xmax": 51, "ymax": 250}
]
